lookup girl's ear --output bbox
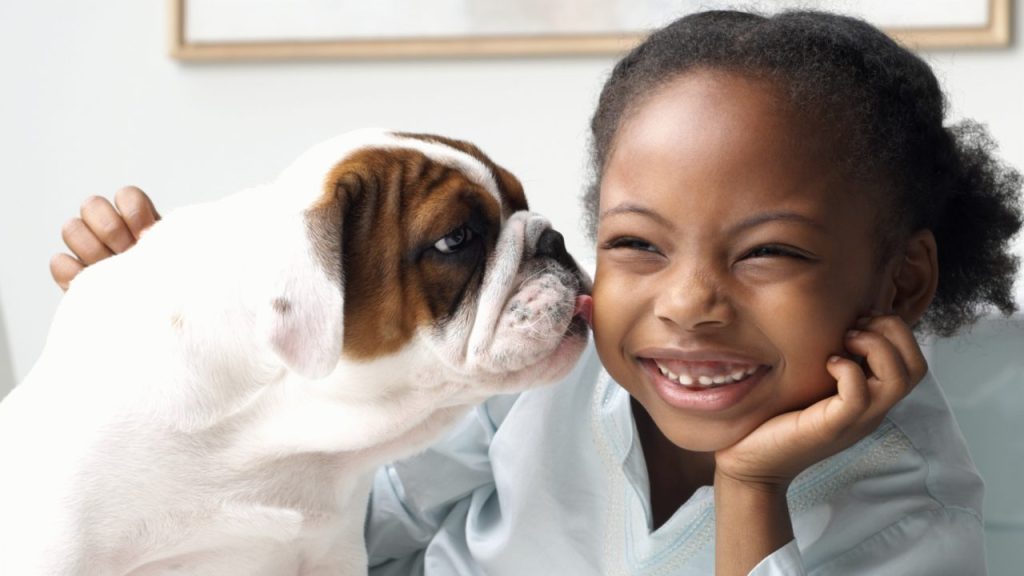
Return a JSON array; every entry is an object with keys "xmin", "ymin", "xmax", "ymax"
[{"xmin": 887, "ymin": 229, "xmax": 939, "ymax": 325}]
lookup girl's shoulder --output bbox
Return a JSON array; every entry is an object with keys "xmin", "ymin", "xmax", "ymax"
[
  {"xmin": 790, "ymin": 372, "xmax": 985, "ymax": 570},
  {"xmin": 791, "ymin": 372, "xmax": 983, "ymax": 514}
]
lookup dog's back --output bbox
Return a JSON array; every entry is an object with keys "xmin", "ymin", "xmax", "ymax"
[{"xmin": 0, "ymin": 190, "xmax": 345, "ymax": 574}]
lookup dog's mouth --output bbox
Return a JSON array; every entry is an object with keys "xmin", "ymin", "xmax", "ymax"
[
  {"xmin": 497, "ymin": 265, "xmax": 586, "ymax": 334},
  {"xmin": 552, "ymin": 262, "xmax": 592, "ymax": 339}
]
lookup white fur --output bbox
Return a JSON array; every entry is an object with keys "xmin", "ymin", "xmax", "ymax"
[{"xmin": 0, "ymin": 130, "xmax": 588, "ymax": 575}]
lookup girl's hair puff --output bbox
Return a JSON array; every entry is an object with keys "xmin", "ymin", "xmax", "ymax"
[{"xmin": 584, "ymin": 10, "xmax": 1022, "ymax": 336}]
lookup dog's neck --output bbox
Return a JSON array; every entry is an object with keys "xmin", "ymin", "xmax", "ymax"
[{"xmin": 230, "ymin": 364, "xmax": 475, "ymax": 471}]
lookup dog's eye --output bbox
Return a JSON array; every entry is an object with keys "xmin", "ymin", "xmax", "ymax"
[{"xmin": 434, "ymin": 226, "xmax": 475, "ymax": 254}]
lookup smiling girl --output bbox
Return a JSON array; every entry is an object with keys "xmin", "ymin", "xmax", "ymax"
[{"xmin": 54, "ymin": 10, "xmax": 1021, "ymax": 575}]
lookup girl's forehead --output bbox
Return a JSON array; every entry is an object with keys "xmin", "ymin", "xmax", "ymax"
[
  {"xmin": 601, "ymin": 70, "xmax": 879, "ymax": 233},
  {"xmin": 622, "ymin": 70, "xmax": 809, "ymax": 147},
  {"xmin": 615, "ymin": 73, "xmax": 834, "ymax": 180}
]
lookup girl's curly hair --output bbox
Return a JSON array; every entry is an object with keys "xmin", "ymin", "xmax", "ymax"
[{"xmin": 584, "ymin": 10, "xmax": 1022, "ymax": 336}]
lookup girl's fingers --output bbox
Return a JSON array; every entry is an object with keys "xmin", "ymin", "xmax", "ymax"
[
  {"xmin": 113, "ymin": 186, "xmax": 160, "ymax": 241},
  {"xmin": 822, "ymin": 355, "xmax": 871, "ymax": 434},
  {"xmin": 61, "ymin": 216, "xmax": 114, "ymax": 265},
  {"xmin": 843, "ymin": 317, "xmax": 919, "ymax": 409},
  {"xmin": 80, "ymin": 195, "xmax": 135, "ymax": 254},
  {"xmin": 52, "ymin": 188, "xmax": 156, "ymax": 292},
  {"xmin": 859, "ymin": 315, "xmax": 928, "ymax": 382},
  {"xmin": 49, "ymin": 253, "xmax": 84, "ymax": 292}
]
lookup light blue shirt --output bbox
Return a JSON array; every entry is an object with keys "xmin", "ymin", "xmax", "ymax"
[{"xmin": 366, "ymin": 343, "xmax": 986, "ymax": 575}]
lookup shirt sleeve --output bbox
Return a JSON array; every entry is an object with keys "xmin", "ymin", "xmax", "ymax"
[
  {"xmin": 365, "ymin": 393, "xmax": 518, "ymax": 574},
  {"xmin": 749, "ymin": 507, "xmax": 986, "ymax": 576},
  {"xmin": 749, "ymin": 540, "xmax": 806, "ymax": 576},
  {"xmin": 810, "ymin": 506, "xmax": 986, "ymax": 575}
]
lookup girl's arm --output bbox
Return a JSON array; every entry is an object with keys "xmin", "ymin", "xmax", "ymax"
[
  {"xmin": 50, "ymin": 186, "xmax": 159, "ymax": 290},
  {"xmin": 713, "ymin": 315, "xmax": 928, "ymax": 575},
  {"xmin": 713, "ymin": 473, "xmax": 793, "ymax": 575}
]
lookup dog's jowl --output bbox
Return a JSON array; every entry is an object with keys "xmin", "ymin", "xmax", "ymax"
[{"xmin": 0, "ymin": 129, "xmax": 591, "ymax": 575}]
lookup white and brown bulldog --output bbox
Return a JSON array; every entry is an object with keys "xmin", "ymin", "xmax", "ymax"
[{"xmin": 0, "ymin": 129, "xmax": 592, "ymax": 575}]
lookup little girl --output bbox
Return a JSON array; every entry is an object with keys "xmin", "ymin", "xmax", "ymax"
[{"xmin": 54, "ymin": 10, "xmax": 1021, "ymax": 575}]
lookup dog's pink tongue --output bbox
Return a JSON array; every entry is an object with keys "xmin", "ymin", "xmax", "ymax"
[{"xmin": 573, "ymin": 294, "xmax": 594, "ymax": 328}]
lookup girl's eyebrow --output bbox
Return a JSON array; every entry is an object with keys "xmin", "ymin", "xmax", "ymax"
[
  {"xmin": 728, "ymin": 211, "xmax": 827, "ymax": 235},
  {"xmin": 598, "ymin": 203, "xmax": 673, "ymax": 227},
  {"xmin": 600, "ymin": 204, "xmax": 826, "ymax": 234}
]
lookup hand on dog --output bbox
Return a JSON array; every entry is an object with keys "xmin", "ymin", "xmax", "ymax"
[{"xmin": 51, "ymin": 186, "xmax": 159, "ymax": 291}]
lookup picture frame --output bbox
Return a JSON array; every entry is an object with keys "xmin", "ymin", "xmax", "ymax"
[{"xmin": 168, "ymin": 0, "xmax": 1012, "ymax": 61}]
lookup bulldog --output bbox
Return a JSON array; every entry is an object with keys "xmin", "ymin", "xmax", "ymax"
[{"xmin": 0, "ymin": 129, "xmax": 592, "ymax": 575}]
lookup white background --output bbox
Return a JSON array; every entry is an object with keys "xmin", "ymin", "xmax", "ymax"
[{"xmin": 1, "ymin": 1, "xmax": 1021, "ymax": 392}]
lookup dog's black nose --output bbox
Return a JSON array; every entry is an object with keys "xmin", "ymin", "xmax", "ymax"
[{"xmin": 536, "ymin": 228, "xmax": 577, "ymax": 272}]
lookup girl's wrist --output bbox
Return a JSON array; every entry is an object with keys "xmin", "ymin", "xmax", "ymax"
[
  {"xmin": 713, "ymin": 465, "xmax": 794, "ymax": 496},
  {"xmin": 714, "ymin": 471, "xmax": 795, "ymax": 576}
]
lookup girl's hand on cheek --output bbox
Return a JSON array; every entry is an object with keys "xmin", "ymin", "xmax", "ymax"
[
  {"xmin": 714, "ymin": 314, "xmax": 928, "ymax": 491},
  {"xmin": 713, "ymin": 315, "xmax": 927, "ymax": 574}
]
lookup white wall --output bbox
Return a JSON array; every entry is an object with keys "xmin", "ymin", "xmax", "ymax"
[
  {"xmin": 1, "ymin": 4, "xmax": 1022, "ymax": 386},
  {"xmin": 0, "ymin": 290, "xmax": 13, "ymax": 398},
  {"xmin": 1, "ymin": 1, "xmax": 1023, "ymax": 569}
]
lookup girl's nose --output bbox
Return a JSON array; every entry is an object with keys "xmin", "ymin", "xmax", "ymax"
[{"xmin": 653, "ymin": 267, "xmax": 734, "ymax": 330}]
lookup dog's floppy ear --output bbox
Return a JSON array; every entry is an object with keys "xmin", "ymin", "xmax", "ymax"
[{"xmin": 263, "ymin": 167, "xmax": 358, "ymax": 379}]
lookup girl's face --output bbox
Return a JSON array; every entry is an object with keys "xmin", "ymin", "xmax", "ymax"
[{"xmin": 593, "ymin": 70, "xmax": 896, "ymax": 452}]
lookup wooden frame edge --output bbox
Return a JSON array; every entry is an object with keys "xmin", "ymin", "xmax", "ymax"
[
  {"xmin": 889, "ymin": 0, "xmax": 1012, "ymax": 49},
  {"xmin": 168, "ymin": 0, "xmax": 1013, "ymax": 61},
  {"xmin": 168, "ymin": 0, "xmax": 186, "ymax": 59}
]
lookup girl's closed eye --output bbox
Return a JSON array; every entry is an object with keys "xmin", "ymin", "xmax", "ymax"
[
  {"xmin": 601, "ymin": 236, "xmax": 667, "ymax": 270},
  {"xmin": 740, "ymin": 244, "xmax": 817, "ymax": 261},
  {"xmin": 734, "ymin": 244, "xmax": 821, "ymax": 280},
  {"xmin": 603, "ymin": 236, "xmax": 662, "ymax": 254}
]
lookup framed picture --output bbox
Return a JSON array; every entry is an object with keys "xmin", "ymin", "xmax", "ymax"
[{"xmin": 168, "ymin": 0, "xmax": 1012, "ymax": 61}]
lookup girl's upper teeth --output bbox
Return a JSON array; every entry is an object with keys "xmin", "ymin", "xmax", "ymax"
[{"xmin": 655, "ymin": 361, "xmax": 759, "ymax": 387}]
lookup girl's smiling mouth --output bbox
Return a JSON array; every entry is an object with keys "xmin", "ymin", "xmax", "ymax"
[
  {"xmin": 653, "ymin": 360, "xmax": 759, "ymax": 387},
  {"xmin": 636, "ymin": 351, "xmax": 771, "ymax": 412}
]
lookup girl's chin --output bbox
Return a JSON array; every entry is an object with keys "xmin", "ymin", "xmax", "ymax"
[
  {"xmin": 648, "ymin": 409, "xmax": 764, "ymax": 453},
  {"xmin": 663, "ymin": 433, "xmax": 744, "ymax": 454}
]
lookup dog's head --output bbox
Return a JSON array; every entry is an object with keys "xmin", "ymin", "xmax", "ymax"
[{"xmin": 261, "ymin": 129, "xmax": 591, "ymax": 398}]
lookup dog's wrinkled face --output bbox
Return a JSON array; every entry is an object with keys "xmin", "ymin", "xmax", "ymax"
[{"xmin": 273, "ymin": 130, "xmax": 589, "ymax": 397}]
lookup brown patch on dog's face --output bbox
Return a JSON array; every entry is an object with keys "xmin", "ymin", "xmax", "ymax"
[{"xmin": 305, "ymin": 140, "xmax": 526, "ymax": 360}]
